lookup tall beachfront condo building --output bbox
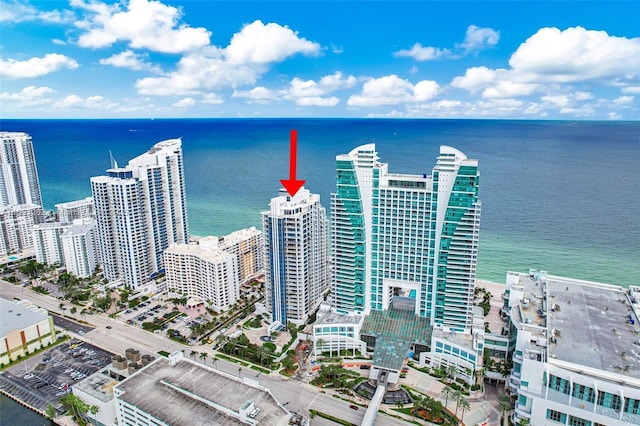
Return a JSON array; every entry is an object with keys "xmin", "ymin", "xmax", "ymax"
[
  {"xmin": 61, "ymin": 219, "xmax": 99, "ymax": 278},
  {"xmin": 0, "ymin": 204, "xmax": 42, "ymax": 256},
  {"xmin": 0, "ymin": 132, "xmax": 42, "ymax": 208},
  {"xmin": 91, "ymin": 139, "xmax": 189, "ymax": 290},
  {"xmin": 262, "ymin": 187, "xmax": 329, "ymax": 328},
  {"xmin": 332, "ymin": 144, "xmax": 480, "ymax": 330},
  {"xmin": 164, "ymin": 238, "xmax": 239, "ymax": 313},
  {"xmin": 55, "ymin": 197, "xmax": 94, "ymax": 224},
  {"xmin": 32, "ymin": 222, "xmax": 70, "ymax": 265},
  {"xmin": 314, "ymin": 145, "xmax": 481, "ymax": 389}
]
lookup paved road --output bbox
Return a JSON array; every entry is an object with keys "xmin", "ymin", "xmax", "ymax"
[
  {"xmin": 50, "ymin": 313, "xmax": 94, "ymax": 335},
  {"xmin": 1, "ymin": 281, "xmax": 408, "ymax": 425}
]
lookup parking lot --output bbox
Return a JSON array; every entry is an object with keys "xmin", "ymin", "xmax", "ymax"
[{"xmin": 0, "ymin": 339, "xmax": 113, "ymax": 414}]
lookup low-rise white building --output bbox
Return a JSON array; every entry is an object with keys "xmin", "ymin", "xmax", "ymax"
[
  {"xmin": 113, "ymin": 351, "xmax": 291, "ymax": 426},
  {"xmin": 0, "ymin": 204, "xmax": 42, "ymax": 256},
  {"xmin": 0, "ymin": 298, "xmax": 56, "ymax": 365},
  {"xmin": 32, "ymin": 222, "xmax": 70, "ymax": 265},
  {"xmin": 506, "ymin": 270, "xmax": 640, "ymax": 426},
  {"xmin": 55, "ymin": 197, "xmax": 94, "ymax": 224}
]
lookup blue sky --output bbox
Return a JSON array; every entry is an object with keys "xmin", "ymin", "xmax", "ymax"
[{"xmin": 1, "ymin": 0, "xmax": 639, "ymax": 119}]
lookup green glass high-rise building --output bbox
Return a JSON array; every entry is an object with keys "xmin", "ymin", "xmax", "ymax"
[{"xmin": 331, "ymin": 144, "xmax": 480, "ymax": 332}]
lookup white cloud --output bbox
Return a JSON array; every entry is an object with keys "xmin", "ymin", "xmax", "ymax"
[
  {"xmin": 612, "ymin": 95, "xmax": 634, "ymax": 105},
  {"xmin": 348, "ymin": 75, "xmax": 439, "ymax": 106},
  {"xmin": 394, "ymin": 25, "xmax": 499, "ymax": 61},
  {"xmin": 458, "ymin": 25, "xmax": 500, "ymax": 53},
  {"xmin": 232, "ymin": 87, "xmax": 280, "ymax": 104},
  {"xmin": 285, "ymin": 72, "xmax": 356, "ymax": 106},
  {"xmin": 394, "ymin": 43, "xmax": 450, "ymax": 61},
  {"xmin": 0, "ymin": 85, "xmax": 55, "ymax": 106},
  {"xmin": 331, "ymin": 43, "xmax": 344, "ymax": 54},
  {"xmin": 73, "ymin": 0, "xmax": 211, "ymax": 53},
  {"xmin": 451, "ymin": 27, "xmax": 640, "ymax": 103},
  {"xmin": 202, "ymin": 93, "xmax": 223, "ymax": 104},
  {"xmin": 622, "ymin": 86, "xmax": 640, "ymax": 94},
  {"xmin": 53, "ymin": 93, "xmax": 117, "ymax": 109},
  {"xmin": 0, "ymin": 53, "xmax": 78, "ymax": 78},
  {"xmin": 295, "ymin": 96, "xmax": 340, "ymax": 107},
  {"xmin": 172, "ymin": 97, "xmax": 196, "ymax": 108},
  {"xmin": 99, "ymin": 50, "xmax": 163, "ymax": 73},
  {"xmin": 56, "ymin": 94, "xmax": 84, "ymax": 108},
  {"xmin": 509, "ymin": 26, "xmax": 640, "ymax": 83},
  {"xmin": 0, "ymin": 1, "xmax": 74, "ymax": 23},
  {"xmin": 225, "ymin": 20, "xmax": 320, "ymax": 65},
  {"xmin": 135, "ymin": 20, "xmax": 322, "ymax": 97}
]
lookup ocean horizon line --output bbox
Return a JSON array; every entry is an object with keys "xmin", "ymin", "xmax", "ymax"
[{"xmin": 2, "ymin": 117, "xmax": 638, "ymax": 123}]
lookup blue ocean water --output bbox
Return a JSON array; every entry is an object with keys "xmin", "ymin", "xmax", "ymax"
[{"xmin": 1, "ymin": 118, "xmax": 638, "ymax": 287}]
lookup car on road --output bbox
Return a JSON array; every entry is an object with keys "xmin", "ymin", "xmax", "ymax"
[
  {"xmin": 350, "ymin": 405, "xmax": 359, "ymax": 410},
  {"xmin": 24, "ymin": 374, "xmax": 34, "ymax": 379},
  {"xmin": 78, "ymin": 330, "xmax": 85, "ymax": 335}
]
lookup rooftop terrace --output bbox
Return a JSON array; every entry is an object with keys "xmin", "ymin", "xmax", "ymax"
[
  {"xmin": 545, "ymin": 275, "xmax": 640, "ymax": 379},
  {"xmin": 115, "ymin": 356, "xmax": 289, "ymax": 425}
]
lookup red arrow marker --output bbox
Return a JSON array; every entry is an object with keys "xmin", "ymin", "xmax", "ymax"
[{"xmin": 280, "ymin": 129, "xmax": 306, "ymax": 196}]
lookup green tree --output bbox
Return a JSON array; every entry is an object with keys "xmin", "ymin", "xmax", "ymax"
[
  {"xmin": 518, "ymin": 419, "xmax": 530, "ymax": 426},
  {"xmin": 425, "ymin": 397, "xmax": 443, "ymax": 421},
  {"xmin": 189, "ymin": 350, "xmax": 197, "ymax": 360},
  {"xmin": 452, "ymin": 389, "xmax": 464, "ymax": 416},
  {"xmin": 440, "ymin": 384, "xmax": 455, "ymax": 408},
  {"xmin": 45, "ymin": 402, "xmax": 57, "ymax": 420},
  {"xmin": 70, "ymin": 307, "xmax": 77, "ymax": 318},
  {"xmin": 498, "ymin": 393, "xmax": 513, "ymax": 426},
  {"xmin": 447, "ymin": 364, "xmax": 459, "ymax": 381},
  {"xmin": 199, "ymin": 352, "xmax": 208, "ymax": 364},
  {"xmin": 458, "ymin": 397, "xmax": 471, "ymax": 422},
  {"xmin": 59, "ymin": 393, "xmax": 96, "ymax": 426}
]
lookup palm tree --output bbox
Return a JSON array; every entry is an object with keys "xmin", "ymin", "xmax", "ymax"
[
  {"xmin": 447, "ymin": 364, "xmax": 459, "ymax": 381},
  {"xmin": 498, "ymin": 393, "xmax": 512, "ymax": 426},
  {"xmin": 453, "ymin": 389, "xmax": 464, "ymax": 416},
  {"xmin": 425, "ymin": 397, "xmax": 443, "ymax": 421},
  {"xmin": 189, "ymin": 350, "xmax": 197, "ymax": 360},
  {"xmin": 457, "ymin": 397, "xmax": 471, "ymax": 422},
  {"xmin": 58, "ymin": 302, "xmax": 64, "ymax": 312},
  {"xmin": 440, "ymin": 385, "xmax": 455, "ymax": 408},
  {"xmin": 238, "ymin": 367, "xmax": 242, "ymax": 377},
  {"xmin": 199, "ymin": 352, "xmax": 208, "ymax": 364},
  {"xmin": 211, "ymin": 356, "xmax": 218, "ymax": 368},
  {"xmin": 518, "ymin": 419, "xmax": 530, "ymax": 426},
  {"xmin": 60, "ymin": 393, "xmax": 96, "ymax": 425},
  {"xmin": 80, "ymin": 308, "xmax": 87, "ymax": 320},
  {"xmin": 395, "ymin": 400, "xmax": 404, "ymax": 409},
  {"xmin": 70, "ymin": 307, "xmax": 77, "ymax": 318}
]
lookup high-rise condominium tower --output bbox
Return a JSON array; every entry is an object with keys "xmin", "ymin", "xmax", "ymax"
[
  {"xmin": 262, "ymin": 187, "xmax": 329, "ymax": 327},
  {"xmin": 91, "ymin": 139, "xmax": 189, "ymax": 289},
  {"xmin": 0, "ymin": 132, "xmax": 42, "ymax": 207},
  {"xmin": 332, "ymin": 144, "xmax": 480, "ymax": 332}
]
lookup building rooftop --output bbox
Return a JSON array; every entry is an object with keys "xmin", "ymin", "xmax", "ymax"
[
  {"xmin": 62, "ymin": 220, "xmax": 95, "ymax": 237},
  {"xmin": 545, "ymin": 275, "xmax": 640, "ymax": 379},
  {"xmin": 361, "ymin": 307, "xmax": 432, "ymax": 371},
  {"xmin": 0, "ymin": 298, "xmax": 49, "ymax": 336},
  {"xmin": 218, "ymin": 227, "xmax": 261, "ymax": 247},
  {"xmin": 74, "ymin": 369, "xmax": 118, "ymax": 403},
  {"xmin": 33, "ymin": 222, "xmax": 69, "ymax": 230},
  {"xmin": 315, "ymin": 308, "xmax": 363, "ymax": 326},
  {"xmin": 165, "ymin": 243, "xmax": 233, "ymax": 264},
  {"xmin": 55, "ymin": 197, "xmax": 93, "ymax": 209},
  {"xmin": 115, "ymin": 355, "xmax": 290, "ymax": 425}
]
